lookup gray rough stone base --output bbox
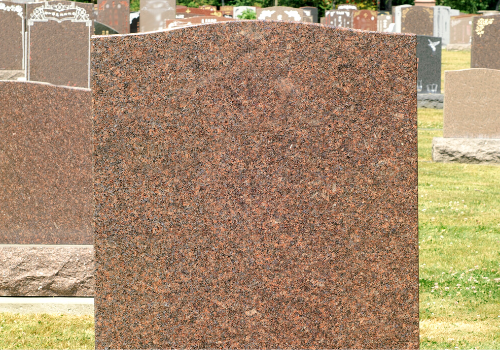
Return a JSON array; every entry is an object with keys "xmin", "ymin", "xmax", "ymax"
[
  {"xmin": 446, "ymin": 43, "xmax": 471, "ymax": 51},
  {"xmin": 0, "ymin": 245, "xmax": 94, "ymax": 296},
  {"xmin": 432, "ymin": 137, "xmax": 500, "ymax": 164},
  {"xmin": 418, "ymin": 93, "xmax": 444, "ymax": 109}
]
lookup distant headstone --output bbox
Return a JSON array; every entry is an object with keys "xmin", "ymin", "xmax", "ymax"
[
  {"xmin": 93, "ymin": 20, "xmax": 418, "ymax": 349},
  {"xmin": 393, "ymin": 4, "xmax": 412, "ymax": 32},
  {"xmin": 199, "ymin": 4, "xmax": 216, "ymax": 12},
  {"xmin": 233, "ymin": 6, "xmax": 255, "ymax": 19},
  {"xmin": 97, "ymin": 0, "xmax": 130, "ymax": 34},
  {"xmin": 416, "ymin": 35, "xmax": 441, "ymax": 94},
  {"xmin": 450, "ymin": 9, "xmax": 460, "ymax": 16},
  {"xmin": 26, "ymin": 1, "xmax": 93, "ymax": 88},
  {"xmin": 165, "ymin": 16, "xmax": 235, "ymax": 29},
  {"xmin": 338, "ymin": 4, "xmax": 357, "ymax": 10},
  {"xmin": 140, "ymin": 0, "xmax": 175, "ymax": 32},
  {"xmin": 471, "ymin": 15, "xmax": 500, "ymax": 69},
  {"xmin": 0, "ymin": 1, "xmax": 25, "ymax": 70},
  {"xmin": 450, "ymin": 14, "xmax": 475, "ymax": 45},
  {"xmin": 300, "ymin": 6, "xmax": 317, "ymax": 23},
  {"xmin": 219, "ymin": 5, "xmax": 233, "ymax": 18},
  {"xmin": 352, "ymin": 10, "xmax": 377, "ymax": 31},
  {"xmin": 256, "ymin": 6, "xmax": 304, "ymax": 22},
  {"xmin": 433, "ymin": 6, "xmax": 451, "ymax": 45},
  {"xmin": 442, "ymin": 69, "xmax": 500, "ymax": 138},
  {"xmin": 94, "ymin": 20, "xmax": 119, "ymax": 35},
  {"xmin": 377, "ymin": 12, "xmax": 392, "ymax": 32},
  {"xmin": 401, "ymin": 6, "xmax": 433, "ymax": 36},
  {"xmin": 433, "ymin": 69, "xmax": 500, "ymax": 164},
  {"xmin": 176, "ymin": 7, "xmax": 214, "ymax": 19},
  {"xmin": 325, "ymin": 9, "xmax": 353, "ymax": 28}
]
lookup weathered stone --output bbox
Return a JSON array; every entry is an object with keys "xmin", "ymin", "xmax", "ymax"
[
  {"xmin": 0, "ymin": 245, "xmax": 94, "ymax": 296},
  {"xmin": 433, "ymin": 137, "xmax": 500, "ymax": 163},
  {"xmin": 417, "ymin": 93, "xmax": 444, "ymax": 109}
]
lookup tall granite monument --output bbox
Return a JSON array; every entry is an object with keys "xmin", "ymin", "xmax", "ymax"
[
  {"xmin": 471, "ymin": 15, "xmax": 500, "ymax": 69},
  {"xmin": 93, "ymin": 21, "xmax": 418, "ymax": 349},
  {"xmin": 0, "ymin": 1, "xmax": 26, "ymax": 70}
]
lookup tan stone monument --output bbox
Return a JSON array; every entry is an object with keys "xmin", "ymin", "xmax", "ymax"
[{"xmin": 433, "ymin": 69, "xmax": 500, "ymax": 163}]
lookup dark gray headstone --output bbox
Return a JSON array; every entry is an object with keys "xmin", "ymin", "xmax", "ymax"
[
  {"xmin": 0, "ymin": 1, "xmax": 26, "ymax": 70},
  {"xmin": 95, "ymin": 21, "xmax": 119, "ymax": 35},
  {"xmin": 417, "ymin": 35, "xmax": 442, "ymax": 94},
  {"xmin": 300, "ymin": 6, "xmax": 318, "ymax": 23}
]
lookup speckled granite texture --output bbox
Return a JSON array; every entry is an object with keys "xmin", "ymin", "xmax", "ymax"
[
  {"xmin": 93, "ymin": 21, "xmax": 418, "ymax": 349},
  {"xmin": 0, "ymin": 1, "xmax": 25, "ymax": 70},
  {"xmin": 471, "ymin": 15, "xmax": 500, "ymax": 69},
  {"xmin": 0, "ymin": 81, "xmax": 92, "ymax": 244}
]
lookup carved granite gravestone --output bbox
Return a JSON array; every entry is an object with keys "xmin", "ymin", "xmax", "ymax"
[
  {"xmin": 417, "ymin": 35, "xmax": 441, "ymax": 94},
  {"xmin": 220, "ymin": 5, "xmax": 233, "ymax": 18},
  {"xmin": 26, "ymin": 1, "xmax": 93, "ymax": 88},
  {"xmin": 176, "ymin": 6, "xmax": 213, "ymax": 19},
  {"xmin": 433, "ymin": 69, "xmax": 500, "ymax": 163},
  {"xmin": 165, "ymin": 16, "xmax": 235, "ymax": 29},
  {"xmin": 0, "ymin": 81, "xmax": 92, "ymax": 245},
  {"xmin": 94, "ymin": 20, "xmax": 119, "ymax": 35},
  {"xmin": 377, "ymin": 12, "xmax": 392, "ymax": 32},
  {"xmin": 352, "ymin": 10, "xmax": 377, "ymax": 31},
  {"xmin": 257, "ymin": 6, "xmax": 304, "ymax": 22},
  {"xmin": 471, "ymin": 16, "xmax": 500, "ymax": 69},
  {"xmin": 325, "ymin": 9, "xmax": 353, "ymax": 28},
  {"xmin": 393, "ymin": 4, "xmax": 412, "ymax": 32},
  {"xmin": 97, "ymin": 0, "xmax": 130, "ymax": 34},
  {"xmin": 401, "ymin": 6, "xmax": 433, "ymax": 36},
  {"xmin": 0, "ymin": 1, "xmax": 25, "ymax": 70},
  {"xmin": 140, "ymin": 0, "xmax": 174, "ymax": 32},
  {"xmin": 233, "ymin": 6, "xmax": 256, "ymax": 18},
  {"xmin": 433, "ymin": 6, "xmax": 451, "ymax": 46},
  {"xmin": 300, "ymin": 6, "xmax": 317, "ymax": 23},
  {"xmin": 450, "ymin": 15, "xmax": 475, "ymax": 45},
  {"xmin": 93, "ymin": 21, "xmax": 418, "ymax": 349}
]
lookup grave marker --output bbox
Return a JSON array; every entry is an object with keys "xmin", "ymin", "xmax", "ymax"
[
  {"xmin": 450, "ymin": 14, "xmax": 476, "ymax": 45},
  {"xmin": 256, "ymin": 6, "xmax": 304, "ymax": 22},
  {"xmin": 401, "ymin": 6, "xmax": 433, "ymax": 36},
  {"xmin": 140, "ymin": 0, "xmax": 175, "ymax": 32},
  {"xmin": 26, "ymin": 1, "xmax": 93, "ymax": 88},
  {"xmin": 352, "ymin": 10, "xmax": 377, "ymax": 31},
  {"xmin": 300, "ymin": 6, "xmax": 318, "ymax": 23},
  {"xmin": 393, "ymin": 4, "xmax": 412, "ymax": 32},
  {"xmin": 325, "ymin": 9, "xmax": 353, "ymax": 28},
  {"xmin": 165, "ymin": 16, "xmax": 235, "ymax": 29},
  {"xmin": 471, "ymin": 15, "xmax": 500, "ymax": 69},
  {"xmin": 97, "ymin": 0, "xmax": 130, "ymax": 34},
  {"xmin": 93, "ymin": 21, "xmax": 418, "ymax": 349},
  {"xmin": 377, "ymin": 12, "xmax": 392, "ymax": 32},
  {"xmin": 416, "ymin": 35, "xmax": 441, "ymax": 94},
  {"xmin": 433, "ymin": 6, "xmax": 451, "ymax": 45},
  {"xmin": 0, "ymin": 1, "xmax": 25, "ymax": 70}
]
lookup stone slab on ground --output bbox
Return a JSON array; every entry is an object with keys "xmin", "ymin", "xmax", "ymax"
[
  {"xmin": 418, "ymin": 93, "xmax": 444, "ymax": 109},
  {"xmin": 0, "ymin": 245, "xmax": 94, "ymax": 297},
  {"xmin": 0, "ymin": 70, "xmax": 25, "ymax": 80},
  {"xmin": 432, "ymin": 137, "xmax": 500, "ymax": 163},
  {"xmin": 0, "ymin": 297, "xmax": 94, "ymax": 315}
]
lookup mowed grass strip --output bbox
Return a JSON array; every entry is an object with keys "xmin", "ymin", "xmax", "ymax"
[
  {"xmin": 0, "ymin": 312, "xmax": 94, "ymax": 349},
  {"xmin": 418, "ymin": 107, "xmax": 500, "ymax": 349},
  {"xmin": 441, "ymin": 49, "xmax": 471, "ymax": 93}
]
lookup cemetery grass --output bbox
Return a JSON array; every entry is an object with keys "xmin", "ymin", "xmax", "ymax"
[
  {"xmin": 0, "ymin": 312, "xmax": 94, "ymax": 349},
  {"xmin": 418, "ymin": 108, "xmax": 500, "ymax": 349}
]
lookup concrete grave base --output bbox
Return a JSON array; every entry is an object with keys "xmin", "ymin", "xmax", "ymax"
[
  {"xmin": 0, "ymin": 245, "xmax": 94, "ymax": 297},
  {"xmin": 0, "ymin": 70, "xmax": 25, "ymax": 81},
  {"xmin": 446, "ymin": 43, "xmax": 471, "ymax": 51},
  {"xmin": 432, "ymin": 137, "xmax": 500, "ymax": 164},
  {"xmin": 418, "ymin": 93, "xmax": 444, "ymax": 109},
  {"xmin": 0, "ymin": 297, "xmax": 94, "ymax": 315}
]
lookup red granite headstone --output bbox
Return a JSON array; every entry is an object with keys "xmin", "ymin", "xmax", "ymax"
[
  {"xmin": 97, "ymin": 0, "xmax": 130, "ymax": 34},
  {"xmin": 93, "ymin": 21, "xmax": 418, "ymax": 349},
  {"xmin": 0, "ymin": 81, "xmax": 92, "ymax": 244},
  {"xmin": 165, "ymin": 16, "xmax": 235, "ymax": 29},
  {"xmin": 0, "ymin": 1, "xmax": 25, "ymax": 70},
  {"xmin": 353, "ymin": 10, "xmax": 377, "ymax": 31},
  {"xmin": 471, "ymin": 15, "xmax": 500, "ymax": 69}
]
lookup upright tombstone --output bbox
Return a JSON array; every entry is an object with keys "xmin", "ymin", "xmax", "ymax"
[
  {"xmin": 352, "ymin": 9, "xmax": 377, "ymax": 31},
  {"xmin": 93, "ymin": 21, "xmax": 418, "ymax": 349},
  {"xmin": 325, "ymin": 9, "xmax": 353, "ymax": 28},
  {"xmin": 401, "ymin": 6, "xmax": 433, "ymax": 36},
  {"xmin": 416, "ymin": 35, "xmax": 441, "ymax": 94},
  {"xmin": 393, "ymin": 4, "xmax": 412, "ymax": 32},
  {"xmin": 140, "ymin": 0, "xmax": 175, "ymax": 32},
  {"xmin": 300, "ymin": 6, "xmax": 318, "ymax": 23},
  {"xmin": 449, "ymin": 14, "xmax": 475, "ymax": 47},
  {"xmin": 377, "ymin": 12, "xmax": 392, "ymax": 32},
  {"xmin": 176, "ymin": 6, "xmax": 214, "ymax": 18},
  {"xmin": 256, "ymin": 6, "xmax": 304, "ymax": 22},
  {"xmin": 433, "ymin": 6, "xmax": 451, "ymax": 45},
  {"xmin": 219, "ymin": 5, "xmax": 233, "ymax": 18},
  {"xmin": 97, "ymin": 0, "xmax": 130, "ymax": 34},
  {"xmin": 26, "ymin": 1, "xmax": 93, "ymax": 88},
  {"xmin": 95, "ymin": 21, "xmax": 119, "ymax": 35},
  {"xmin": 0, "ymin": 81, "xmax": 92, "ymax": 245},
  {"xmin": 471, "ymin": 16, "xmax": 500, "ymax": 69},
  {"xmin": 433, "ymin": 69, "xmax": 500, "ymax": 163},
  {"xmin": 0, "ymin": 1, "xmax": 26, "ymax": 70}
]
